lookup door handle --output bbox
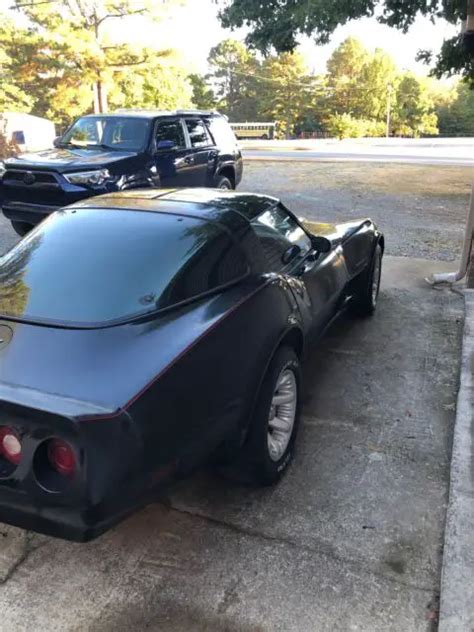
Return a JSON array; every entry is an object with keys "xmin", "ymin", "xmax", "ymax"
[{"xmin": 184, "ymin": 156, "xmax": 194, "ymax": 165}]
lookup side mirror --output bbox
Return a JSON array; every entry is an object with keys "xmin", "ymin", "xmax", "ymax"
[
  {"xmin": 282, "ymin": 244, "xmax": 302, "ymax": 264},
  {"xmin": 53, "ymin": 136, "xmax": 62, "ymax": 148},
  {"xmin": 156, "ymin": 139, "xmax": 176, "ymax": 151},
  {"xmin": 311, "ymin": 235, "xmax": 331, "ymax": 253}
]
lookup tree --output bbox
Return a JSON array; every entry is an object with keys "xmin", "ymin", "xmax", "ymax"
[
  {"xmin": 261, "ymin": 52, "xmax": 316, "ymax": 138},
  {"xmin": 188, "ymin": 74, "xmax": 217, "ymax": 110},
  {"xmin": 0, "ymin": 35, "xmax": 33, "ymax": 113},
  {"xmin": 2, "ymin": 1, "xmax": 183, "ymax": 127},
  {"xmin": 108, "ymin": 52, "xmax": 193, "ymax": 111},
  {"xmin": 219, "ymin": 0, "xmax": 473, "ymax": 85},
  {"xmin": 208, "ymin": 39, "xmax": 261, "ymax": 121},
  {"xmin": 326, "ymin": 39, "xmax": 398, "ymax": 122},
  {"xmin": 392, "ymin": 73, "xmax": 438, "ymax": 137},
  {"xmin": 322, "ymin": 37, "xmax": 440, "ymax": 137},
  {"xmin": 436, "ymin": 82, "xmax": 474, "ymax": 135},
  {"xmin": 326, "ymin": 37, "xmax": 370, "ymax": 115}
]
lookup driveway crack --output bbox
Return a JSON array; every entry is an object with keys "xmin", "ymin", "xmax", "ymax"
[
  {"xmin": 164, "ymin": 502, "xmax": 436, "ymax": 595},
  {"xmin": 0, "ymin": 533, "xmax": 41, "ymax": 586}
]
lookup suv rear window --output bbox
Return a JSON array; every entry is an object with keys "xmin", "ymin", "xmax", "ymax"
[
  {"xmin": 0, "ymin": 210, "xmax": 248, "ymax": 326},
  {"xmin": 206, "ymin": 117, "xmax": 237, "ymax": 148}
]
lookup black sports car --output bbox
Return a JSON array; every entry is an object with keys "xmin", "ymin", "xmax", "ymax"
[{"xmin": 0, "ymin": 188, "xmax": 383, "ymax": 541}]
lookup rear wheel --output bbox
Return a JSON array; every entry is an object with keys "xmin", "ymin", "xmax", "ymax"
[
  {"xmin": 222, "ymin": 346, "xmax": 301, "ymax": 485},
  {"xmin": 215, "ymin": 176, "xmax": 233, "ymax": 190},
  {"xmin": 11, "ymin": 221, "xmax": 32, "ymax": 237},
  {"xmin": 350, "ymin": 243, "xmax": 382, "ymax": 316}
]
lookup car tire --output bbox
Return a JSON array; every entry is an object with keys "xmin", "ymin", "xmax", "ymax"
[
  {"xmin": 215, "ymin": 176, "xmax": 233, "ymax": 190},
  {"xmin": 11, "ymin": 221, "xmax": 32, "ymax": 237},
  {"xmin": 350, "ymin": 242, "xmax": 382, "ymax": 316},
  {"xmin": 222, "ymin": 346, "xmax": 301, "ymax": 486}
]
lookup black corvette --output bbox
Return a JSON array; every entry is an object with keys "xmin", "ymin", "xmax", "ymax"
[{"xmin": 0, "ymin": 188, "xmax": 383, "ymax": 541}]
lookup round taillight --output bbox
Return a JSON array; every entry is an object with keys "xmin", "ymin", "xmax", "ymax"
[
  {"xmin": 0, "ymin": 426, "xmax": 22, "ymax": 465},
  {"xmin": 47, "ymin": 439, "xmax": 76, "ymax": 478}
]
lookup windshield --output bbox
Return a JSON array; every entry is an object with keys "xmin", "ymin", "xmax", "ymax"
[
  {"xmin": 60, "ymin": 116, "xmax": 151, "ymax": 151},
  {"xmin": 0, "ymin": 208, "xmax": 248, "ymax": 326}
]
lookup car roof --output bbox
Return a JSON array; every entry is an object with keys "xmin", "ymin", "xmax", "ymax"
[
  {"xmin": 69, "ymin": 189, "xmax": 279, "ymax": 227},
  {"xmin": 81, "ymin": 110, "xmax": 224, "ymax": 120}
]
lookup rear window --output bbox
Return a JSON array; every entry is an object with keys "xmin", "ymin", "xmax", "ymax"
[
  {"xmin": 206, "ymin": 117, "xmax": 237, "ymax": 148},
  {"xmin": 0, "ymin": 209, "xmax": 248, "ymax": 326}
]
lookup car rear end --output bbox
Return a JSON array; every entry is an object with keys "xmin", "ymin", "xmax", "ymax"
[{"xmin": 0, "ymin": 389, "xmax": 147, "ymax": 541}]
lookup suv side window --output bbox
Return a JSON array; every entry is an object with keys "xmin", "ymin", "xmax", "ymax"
[
  {"xmin": 185, "ymin": 119, "xmax": 212, "ymax": 148},
  {"xmin": 251, "ymin": 204, "xmax": 311, "ymax": 271},
  {"xmin": 206, "ymin": 117, "xmax": 237, "ymax": 148},
  {"xmin": 155, "ymin": 119, "xmax": 186, "ymax": 149}
]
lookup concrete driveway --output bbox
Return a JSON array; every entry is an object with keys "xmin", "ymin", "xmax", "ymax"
[{"xmin": 0, "ymin": 256, "xmax": 463, "ymax": 632}]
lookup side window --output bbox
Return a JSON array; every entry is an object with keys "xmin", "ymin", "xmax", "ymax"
[
  {"xmin": 251, "ymin": 205, "xmax": 311, "ymax": 270},
  {"xmin": 185, "ymin": 119, "xmax": 211, "ymax": 148},
  {"xmin": 155, "ymin": 120, "xmax": 185, "ymax": 149}
]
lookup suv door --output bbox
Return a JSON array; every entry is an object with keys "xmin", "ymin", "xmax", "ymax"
[
  {"xmin": 184, "ymin": 118, "xmax": 215, "ymax": 186},
  {"xmin": 152, "ymin": 119, "xmax": 193, "ymax": 187}
]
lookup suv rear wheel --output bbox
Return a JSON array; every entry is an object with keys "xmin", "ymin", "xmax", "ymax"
[
  {"xmin": 215, "ymin": 175, "xmax": 233, "ymax": 190},
  {"xmin": 11, "ymin": 221, "xmax": 32, "ymax": 237}
]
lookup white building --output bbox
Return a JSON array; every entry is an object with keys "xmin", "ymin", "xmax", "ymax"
[{"xmin": 0, "ymin": 112, "xmax": 56, "ymax": 152}]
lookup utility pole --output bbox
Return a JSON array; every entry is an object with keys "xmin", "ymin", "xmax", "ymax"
[{"xmin": 386, "ymin": 84, "xmax": 392, "ymax": 138}]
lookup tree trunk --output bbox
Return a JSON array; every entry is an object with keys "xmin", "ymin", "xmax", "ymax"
[{"xmin": 93, "ymin": 80, "xmax": 108, "ymax": 113}]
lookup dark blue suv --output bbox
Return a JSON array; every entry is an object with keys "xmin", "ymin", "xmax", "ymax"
[{"xmin": 0, "ymin": 110, "xmax": 243, "ymax": 235}]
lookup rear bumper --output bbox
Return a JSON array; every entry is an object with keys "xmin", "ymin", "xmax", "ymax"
[
  {"xmin": 2, "ymin": 201, "xmax": 59, "ymax": 225},
  {"xmin": 0, "ymin": 483, "xmax": 150, "ymax": 542}
]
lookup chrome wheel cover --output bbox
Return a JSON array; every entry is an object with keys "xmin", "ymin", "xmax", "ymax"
[
  {"xmin": 371, "ymin": 251, "xmax": 381, "ymax": 306},
  {"xmin": 267, "ymin": 368, "xmax": 297, "ymax": 462}
]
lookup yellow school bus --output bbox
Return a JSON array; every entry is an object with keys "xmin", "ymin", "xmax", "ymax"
[{"xmin": 230, "ymin": 122, "xmax": 275, "ymax": 140}]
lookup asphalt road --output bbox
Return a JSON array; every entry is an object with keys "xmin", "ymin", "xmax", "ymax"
[
  {"xmin": 241, "ymin": 137, "xmax": 474, "ymax": 167},
  {"xmin": 244, "ymin": 150, "xmax": 473, "ymax": 166}
]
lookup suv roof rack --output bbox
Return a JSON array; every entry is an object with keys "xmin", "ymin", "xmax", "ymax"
[
  {"xmin": 111, "ymin": 108, "xmax": 223, "ymax": 117},
  {"xmin": 175, "ymin": 109, "xmax": 222, "ymax": 116}
]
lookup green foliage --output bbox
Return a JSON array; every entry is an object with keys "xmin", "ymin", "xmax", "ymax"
[
  {"xmin": 326, "ymin": 114, "xmax": 386, "ymax": 139},
  {"xmin": 191, "ymin": 36, "xmax": 463, "ymax": 138},
  {"xmin": 0, "ymin": 42, "xmax": 33, "ymax": 113},
  {"xmin": 436, "ymin": 83, "xmax": 474, "ymax": 136},
  {"xmin": 108, "ymin": 53, "xmax": 193, "ymax": 111},
  {"xmin": 208, "ymin": 39, "xmax": 261, "ymax": 121},
  {"xmin": 188, "ymin": 74, "xmax": 218, "ymax": 110},
  {"xmin": 1, "ymin": 1, "xmax": 187, "ymax": 128},
  {"xmin": 260, "ymin": 52, "xmax": 316, "ymax": 138},
  {"xmin": 219, "ymin": 0, "xmax": 472, "ymax": 85},
  {"xmin": 392, "ymin": 74, "xmax": 438, "ymax": 137}
]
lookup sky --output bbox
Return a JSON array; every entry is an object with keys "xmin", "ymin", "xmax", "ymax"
[{"xmin": 104, "ymin": 0, "xmax": 459, "ymax": 77}]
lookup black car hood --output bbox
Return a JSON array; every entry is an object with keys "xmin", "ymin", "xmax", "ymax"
[{"xmin": 5, "ymin": 147, "xmax": 136, "ymax": 173}]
